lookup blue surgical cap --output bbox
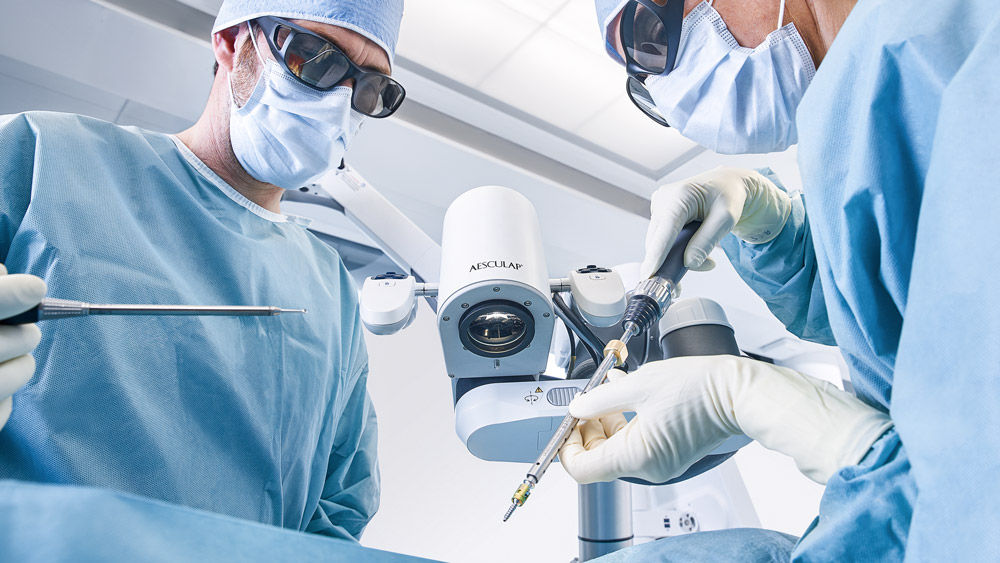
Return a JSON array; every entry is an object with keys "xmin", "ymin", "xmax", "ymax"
[
  {"xmin": 213, "ymin": 0, "xmax": 404, "ymax": 65},
  {"xmin": 594, "ymin": 0, "xmax": 628, "ymax": 64}
]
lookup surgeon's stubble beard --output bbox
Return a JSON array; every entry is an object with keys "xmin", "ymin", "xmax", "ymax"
[
  {"xmin": 230, "ymin": 30, "xmax": 263, "ymax": 108},
  {"xmin": 176, "ymin": 25, "xmax": 285, "ymax": 213}
]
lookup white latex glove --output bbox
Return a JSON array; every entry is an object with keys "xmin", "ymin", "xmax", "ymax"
[
  {"xmin": 0, "ymin": 264, "xmax": 46, "ymax": 430},
  {"xmin": 559, "ymin": 355, "xmax": 892, "ymax": 485},
  {"xmin": 641, "ymin": 167, "xmax": 792, "ymax": 277}
]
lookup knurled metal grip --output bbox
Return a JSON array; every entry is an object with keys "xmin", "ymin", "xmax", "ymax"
[
  {"xmin": 604, "ymin": 339, "xmax": 629, "ymax": 367},
  {"xmin": 512, "ymin": 482, "xmax": 532, "ymax": 505}
]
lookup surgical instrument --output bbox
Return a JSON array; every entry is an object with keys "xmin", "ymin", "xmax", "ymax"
[
  {"xmin": 1, "ymin": 298, "xmax": 306, "ymax": 325},
  {"xmin": 503, "ymin": 222, "xmax": 701, "ymax": 522}
]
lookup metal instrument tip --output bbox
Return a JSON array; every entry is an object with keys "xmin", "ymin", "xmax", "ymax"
[
  {"xmin": 279, "ymin": 308, "xmax": 307, "ymax": 314},
  {"xmin": 503, "ymin": 503, "xmax": 517, "ymax": 522}
]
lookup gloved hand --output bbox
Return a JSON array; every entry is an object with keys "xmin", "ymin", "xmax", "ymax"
[
  {"xmin": 0, "ymin": 264, "xmax": 46, "ymax": 430},
  {"xmin": 559, "ymin": 355, "xmax": 892, "ymax": 485},
  {"xmin": 640, "ymin": 167, "xmax": 792, "ymax": 277}
]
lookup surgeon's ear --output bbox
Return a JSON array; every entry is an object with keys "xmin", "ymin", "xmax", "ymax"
[{"xmin": 213, "ymin": 25, "xmax": 242, "ymax": 74}]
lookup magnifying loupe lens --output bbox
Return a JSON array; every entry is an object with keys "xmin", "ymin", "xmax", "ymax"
[{"xmin": 458, "ymin": 300, "xmax": 535, "ymax": 358}]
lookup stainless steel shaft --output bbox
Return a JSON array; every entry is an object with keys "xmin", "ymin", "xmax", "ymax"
[
  {"xmin": 33, "ymin": 298, "xmax": 305, "ymax": 321},
  {"xmin": 504, "ymin": 327, "xmax": 636, "ymax": 521},
  {"xmin": 526, "ymin": 329, "xmax": 633, "ymax": 484},
  {"xmin": 504, "ymin": 222, "xmax": 702, "ymax": 521},
  {"xmin": 84, "ymin": 304, "xmax": 304, "ymax": 316}
]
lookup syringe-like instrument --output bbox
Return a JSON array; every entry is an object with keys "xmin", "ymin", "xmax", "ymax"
[{"xmin": 503, "ymin": 222, "xmax": 701, "ymax": 522}]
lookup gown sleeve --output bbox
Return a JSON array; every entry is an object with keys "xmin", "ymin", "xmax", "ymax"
[
  {"xmin": 0, "ymin": 114, "xmax": 36, "ymax": 260},
  {"xmin": 720, "ymin": 168, "xmax": 836, "ymax": 346},
  {"xmin": 306, "ymin": 314, "xmax": 380, "ymax": 540},
  {"xmin": 792, "ymin": 429, "xmax": 915, "ymax": 562}
]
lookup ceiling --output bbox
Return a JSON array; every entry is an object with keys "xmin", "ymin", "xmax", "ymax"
[
  {"xmin": 167, "ymin": 0, "xmax": 703, "ymax": 173},
  {"xmin": 394, "ymin": 0, "xmax": 700, "ymax": 176},
  {"xmin": 83, "ymin": 0, "xmax": 704, "ymax": 198}
]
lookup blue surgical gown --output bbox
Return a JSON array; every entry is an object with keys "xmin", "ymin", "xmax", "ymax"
[
  {"xmin": 0, "ymin": 480, "xmax": 430, "ymax": 562},
  {"xmin": 723, "ymin": 0, "xmax": 999, "ymax": 560},
  {"xmin": 0, "ymin": 111, "xmax": 379, "ymax": 541},
  {"xmin": 602, "ymin": 0, "xmax": 999, "ymax": 560}
]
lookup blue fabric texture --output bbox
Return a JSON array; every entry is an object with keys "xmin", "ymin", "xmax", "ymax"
[
  {"xmin": 592, "ymin": 528, "xmax": 798, "ymax": 562},
  {"xmin": 0, "ymin": 111, "xmax": 379, "ymax": 541},
  {"xmin": 0, "ymin": 480, "xmax": 432, "ymax": 562},
  {"xmin": 792, "ymin": 430, "xmax": 913, "ymax": 562},
  {"xmin": 797, "ymin": 0, "xmax": 1000, "ymax": 559},
  {"xmin": 711, "ymin": 0, "xmax": 1000, "ymax": 559},
  {"xmin": 212, "ymin": 0, "xmax": 404, "ymax": 65},
  {"xmin": 719, "ymin": 0, "xmax": 1000, "ymax": 559},
  {"xmin": 721, "ymin": 168, "xmax": 834, "ymax": 347}
]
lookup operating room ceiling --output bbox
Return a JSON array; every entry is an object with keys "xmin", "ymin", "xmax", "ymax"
[
  {"xmin": 1, "ymin": 0, "xmax": 707, "ymax": 207},
  {"xmin": 169, "ymin": 0, "xmax": 705, "ymax": 177},
  {"xmin": 395, "ymin": 0, "xmax": 702, "ymax": 174}
]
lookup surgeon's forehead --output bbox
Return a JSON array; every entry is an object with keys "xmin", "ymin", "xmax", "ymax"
[{"xmin": 289, "ymin": 19, "xmax": 392, "ymax": 75}]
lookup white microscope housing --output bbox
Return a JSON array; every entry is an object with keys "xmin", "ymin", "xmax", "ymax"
[{"xmin": 436, "ymin": 186, "xmax": 555, "ymax": 380}]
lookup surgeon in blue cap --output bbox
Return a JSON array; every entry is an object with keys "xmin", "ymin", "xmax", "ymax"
[
  {"xmin": 556, "ymin": 0, "xmax": 1000, "ymax": 561},
  {"xmin": 0, "ymin": 0, "xmax": 403, "ymax": 541}
]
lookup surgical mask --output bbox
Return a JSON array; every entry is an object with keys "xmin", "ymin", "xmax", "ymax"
[
  {"xmin": 229, "ymin": 30, "xmax": 363, "ymax": 189},
  {"xmin": 645, "ymin": 0, "xmax": 815, "ymax": 154}
]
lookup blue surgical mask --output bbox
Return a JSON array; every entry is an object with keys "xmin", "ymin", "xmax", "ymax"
[
  {"xmin": 645, "ymin": 0, "xmax": 815, "ymax": 154},
  {"xmin": 229, "ymin": 32, "xmax": 363, "ymax": 189}
]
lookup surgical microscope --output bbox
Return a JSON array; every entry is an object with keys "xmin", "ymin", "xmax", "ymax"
[{"xmin": 334, "ymin": 178, "xmax": 755, "ymax": 560}]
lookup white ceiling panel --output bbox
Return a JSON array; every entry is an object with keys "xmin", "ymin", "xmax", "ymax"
[
  {"xmin": 574, "ymin": 96, "xmax": 699, "ymax": 176},
  {"xmin": 396, "ymin": 0, "xmax": 538, "ymax": 86},
  {"xmin": 173, "ymin": 0, "xmax": 222, "ymax": 16},
  {"xmin": 495, "ymin": 0, "xmax": 569, "ymax": 23},
  {"xmin": 547, "ymin": 0, "xmax": 606, "ymax": 55},
  {"xmin": 477, "ymin": 27, "xmax": 622, "ymax": 132},
  {"xmin": 395, "ymin": 0, "xmax": 701, "ymax": 176}
]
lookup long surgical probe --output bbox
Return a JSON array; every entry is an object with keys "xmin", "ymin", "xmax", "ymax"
[
  {"xmin": 503, "ymin": 222, "xmax": 701, "ymax": 522},
  {"xmin": 1, "ymin": 298, "xmax": 306, "ymax": 325}
]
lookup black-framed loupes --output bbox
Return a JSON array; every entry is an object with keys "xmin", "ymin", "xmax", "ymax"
[
  {"xmin": 620, "ymin": 0, "xmax": 684, "ymax": 126},
  {"xmin": 253, "ymin": 16, "xmax": 406, "ymax": 118}
]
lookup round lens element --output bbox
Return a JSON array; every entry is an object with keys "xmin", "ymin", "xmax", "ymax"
[
  {"xmin": 458, "ymin": 300, "xmax": 536, "ymax": 358},
  {"xmin": 469, "ymin": 311, "xmax": 526, "ymax": 350},
  {"xmin": 626, "ymin": 76, "xmax": 670, "ymax": 127}
]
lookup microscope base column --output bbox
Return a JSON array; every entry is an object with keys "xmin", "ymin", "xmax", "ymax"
[{"xmin": 578, "ymin": 481, "xmax": 633, "ymax": 561}]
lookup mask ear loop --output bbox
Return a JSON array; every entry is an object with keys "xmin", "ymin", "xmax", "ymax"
[
  {"xmin": 246, "ymin": 20, "xmax": 267, "ymax": 65},
  {"xmin": 229, "ymin": 21, "xmax": 267, "ymax": 110},
  {"xmin": 777, "ymin": 0, "xmax": 786, "ymax": 29}
]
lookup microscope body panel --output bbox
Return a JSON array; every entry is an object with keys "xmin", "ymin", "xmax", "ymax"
[
  {"xmin": 437, "ymin": 186, "xmax": 550, "ymax": 301},
  {"xmin": 437, "ymin": 186, "xmax": 555, "ymax": 381},
  {"xmin": 456, "ymin": 379, "xmax": 587, "ymax": 462}
]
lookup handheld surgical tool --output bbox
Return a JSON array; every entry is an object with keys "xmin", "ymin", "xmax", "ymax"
[
  {"xmin": 1, "ymin": 298, "xmax": 306, "ymax": 325},
  {"xmin": 503, "ymin": 222, "xmax": 701, "ymax": 522}
]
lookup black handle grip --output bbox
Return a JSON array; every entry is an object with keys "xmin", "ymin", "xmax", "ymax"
[
  {"xmin": 0, "ymin": 305, "xmax": 41, "ymax": 325},
  {"xmin": 652, "ymin": 221, "xmax": 702, "ymax": 283}
]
